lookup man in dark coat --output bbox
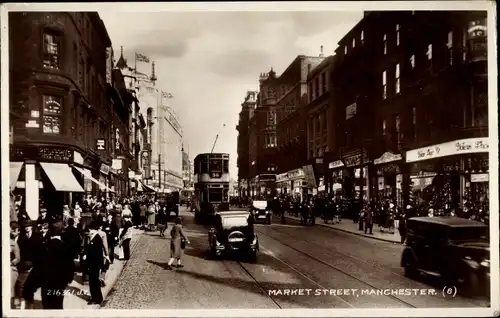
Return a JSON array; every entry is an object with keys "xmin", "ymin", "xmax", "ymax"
[
  {"xmin": 103, "ymin": 214, "xmax": 119, "ymax": 263},
  {"xmin": 62, "ymin": 218, "xmax": 82, "ymax": 260},
  {"xmin": 83, "ymin": 221, "xmax": 104, "ymax": 305},
  {"xmin": 18, "ymin": 220, "xmax": 43, "ymax": 309},
  {"xmin": 39, "ymin": 222, "xmax": 74, "ymax": 309}
]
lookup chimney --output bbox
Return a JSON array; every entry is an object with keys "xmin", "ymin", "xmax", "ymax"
[
  {"xmin": 319, "ymin": 45, "xmax": 324, "ymax": 57},
  {"xmin": 150, "ymin": 61, "xmax": 157, "ymax": 82}
]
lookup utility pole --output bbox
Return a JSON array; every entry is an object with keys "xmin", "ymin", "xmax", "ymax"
[{"xmin": 158, "ymin": 153, "xmax": 161, "ymax": 191}]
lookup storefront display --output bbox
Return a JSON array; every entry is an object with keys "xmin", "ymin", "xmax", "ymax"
[{"xmin": 374, "ymin": 152, "xmax": 404, "ymax": 209}]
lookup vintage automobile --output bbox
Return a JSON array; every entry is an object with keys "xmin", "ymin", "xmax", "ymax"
[
  {"xmin": 156, "ymin": 191, "xmax": 180, "ymax": 218},
  {"xmin": 401, "ymin": 216, "xmax": 490, "ymax": 296},
  {"xmin": 208, "ymin": 211, "xmax": 259, "ymax": 261},
  {"xmin": 250, "ymin": 200, "xmax": 272, "ymax": 224}
]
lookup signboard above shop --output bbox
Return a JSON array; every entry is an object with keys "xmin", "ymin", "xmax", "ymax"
[
  {"xmin": 328, "ymin": 160, "xmax": 344, "ymax": 170},
  {"xmin": 406, "ymin": 137, "xmax": 489, "ymax": 163},
  {"xmin": 374, "ymin": 152, "xmax": 403, "ymax": 165}
]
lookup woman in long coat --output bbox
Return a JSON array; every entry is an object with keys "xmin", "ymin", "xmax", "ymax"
[
  {"xmin": 147, "ymin": 202, "xmax": 156, "ymax": 231},
  {"xmin": 166, "ymin": 217, "xmax": 190, "ymax": 269}
]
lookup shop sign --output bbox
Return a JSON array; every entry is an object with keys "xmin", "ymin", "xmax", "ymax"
[
  {"xmin": 287, "ymin": 168, "xmax": 304, "ymax": 179},
  {"xmin": 343, "ymin": 152, "xmax": 369, "ymax": 168},
  {"xmin": 276, "ymin": 173, "xmax": 288, "ymax": 182},
  {"xmin": 329, "ymin": 160, "xmax": 344, "ymax": 169},
  {"xmin": 346, "ymin": 102, "xmax": 357, "ymax": 120},
  {"xmin": 406, "ymin": 137, "xmax": 489, "ymax": 163},
  {"xmin": 471, "ymin": 173, "xmax": 488, "ymax": 183},
  {"xmin": 112, "ymin": 159, "xmax": 122, "ymax": 171},
  {"xmin": 100, "ymin": 164, "xmax": 110, "ymax": 175},
  {"xmin": 374, "ymin": 152, "xmax": 403, "ymax": 165},
  {"xmin": 315, "ymin": 158, "xmax": 323, "ymax": 164},
  {"xmin": 376, "ymin": 163, "xmax": 401, "ymax": 175},
  {"xmin": 96, "ymin": 139, "xmax": 106, "ymax": 151}
]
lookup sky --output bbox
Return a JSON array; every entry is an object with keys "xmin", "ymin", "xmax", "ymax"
[{"xmin": 98, "ymin": 10, "xmax": 363, "ymax": 179}]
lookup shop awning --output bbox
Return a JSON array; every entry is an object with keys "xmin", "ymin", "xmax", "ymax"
[
  {"xmin": 40, "ymin": 162, "xmax": 85, "ymax": 193},
  {"xmin": 10, "ymin": 162, "xmax": 24, "ymax": 190},
  {"xmin": 73, "ymin": 165, "xmax": 115, "ymax": 193},
  {"xmin": 139, "ymin": 180, "xmax": 156, "ymax": 192}
]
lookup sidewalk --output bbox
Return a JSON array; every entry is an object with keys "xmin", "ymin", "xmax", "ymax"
[
  {"xmin": 285, "ymin": 214, "xmax": 402, "ymax": 244},
  {"xmin": 32, "ymin": 228, "xmax": 142, "ymax": 309}
]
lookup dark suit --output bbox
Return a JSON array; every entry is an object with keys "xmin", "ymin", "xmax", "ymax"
[
  {"xmin": 84, "ymin": 233, "xmax": 104, "ymax": 303},
  {"xmin": 62, "ymin": 226, "xmax": 82, "ymax": 260},
  {"xmin": 103, "ymin": 221, "xmax": 119, "ymax": 263},
  {"xmin": 39, "ymin": 237, "xmax": 74, "ymax": 309},
  {"xmin": 17, "ymin": 231, "xmax": 43, "ymax": 302}
]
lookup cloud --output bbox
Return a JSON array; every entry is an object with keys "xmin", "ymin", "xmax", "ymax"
[{"xmin": 208, "ymin": 49, "xmax": 272, "ymax": 78}]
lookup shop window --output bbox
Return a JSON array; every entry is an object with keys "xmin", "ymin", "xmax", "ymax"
[
  {"xmin": 42, "ymin": 95, "xmax": 62, "ymax": 134},
  {"xmin": 43, "ymin": 32, "xmax": 60, "ymax": 69}
]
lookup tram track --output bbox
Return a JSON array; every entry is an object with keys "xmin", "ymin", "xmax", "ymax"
[{"xmin": 255, "ymin": 226, "xmax": 418, "ymax": 308}]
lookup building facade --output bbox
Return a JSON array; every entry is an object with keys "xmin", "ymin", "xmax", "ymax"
[
  {"xmin": 182, "ymin": 150, "xmax": 193, "ymax": 188},
  {"xmin": 236, "ymin": 90, "xmax": 257, "ymax": 198},
  {"xmin": 327, "ymin": 11, "xmax": 489, "ymax": 214},
  {"xmin": 9, "ymin": 12, "xmax": 131, "ymax": 219}
]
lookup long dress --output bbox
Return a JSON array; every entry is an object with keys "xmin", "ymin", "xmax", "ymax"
[
  {"xmin": 147, "ymin": 205, "xmax": 156, "ymax": 226},
  {"xmin": 170, "ymin": 224, "xmax": 187, "ymax": 259}
]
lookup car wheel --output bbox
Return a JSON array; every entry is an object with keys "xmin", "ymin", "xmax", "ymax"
[{"xmin": 462, "ymin": 271, "xmax": 480, "ymax": 296}]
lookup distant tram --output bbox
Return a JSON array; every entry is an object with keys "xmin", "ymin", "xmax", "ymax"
[{"xmin": 193, "ymin": 153, "xmax": 230, "ymax": 221}]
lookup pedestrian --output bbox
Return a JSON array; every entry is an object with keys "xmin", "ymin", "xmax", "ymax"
[
  {"xmin": 147, "ymin": 202, "xmax": 156, "ymax": 231},
  {"xmin": 39, "ymin": 221, "xmax": 74, "ymax": 309},
  {"xmin": 166, "ymin": 217, "xmax": 190, "ymax": 270},
  {"xmin": 103, "ymin": 214, "xmax": 119, "ymax": 264},
  {"xmin": 74, "ymin": 201, "xmax": 82, "ymax": 224},
  {"xmin": 62, "ymin": 204, "xmax": 72, "ymax": 228},
  {"xmin": 62, "ymin": 218, "xmax": 82, "ymax": 261},
  {"xmin": 364, "ymin": 205, "xmax": 374, "ymax": 235},
  {"xmin": 83, "ymin": 221, "xmax": 105, "ymax": 306},
  {"xmin": 122, "ymin": 204, "xmax": 133, "ymax": 225},
  {"xmin": 359, "ymin": 204, "xmax": 365, "ymax": 231},
  {"xmin": 398, "ymin": 210, "xmax": 408, "ymax": 244},
  {"xmin": 97, "ymin": 220, "xmax": 110, "ymax": 287},
  {"xmin": 140, "ymin": 202, "xmax": 147, "ymax": 230},
  {"xmin": 118, "ymin": 220, "xmax": 133, "ymax": 260},
  {"xmin": 10, "ymin": 222, "xmax": 21, "ymax": 309},
  {"xmin": 18, "ymin": 219, "xmax": 43, "ymax": 309},
  {"xmin": 157, "ymin": 205, "xmax": 167, "ymax": 237}
]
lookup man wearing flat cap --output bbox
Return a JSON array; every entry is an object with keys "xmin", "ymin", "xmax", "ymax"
[
  {"xmin": 18, "ymin": 219, "xmax": 42, "ymax": 309},
  {"xmin": 38, "ymin": 221, "xmax": 74, "ymax": 309}
]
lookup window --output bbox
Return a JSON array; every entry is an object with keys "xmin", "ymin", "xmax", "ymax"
[
  {"xmin": 396, "ymin": 24, "xmax": 400, "ymax": 46},
  {"xmin": 265, "ymin": 133, "xmax": 276, "ymax": 148},
  {"xmin": 382, "ymin": 70, "xmax": 387, "ymax": 99},
  {"xmin": 383, "ymin": 34, "xmax": 387, "ymax": 55},
  {"xmin": 361, "ymin": 30, "xmax": 364, "ymax": 43},
  {"xmin": 344, "ymin": 45, "xmax": 347, "ymax": 55},
  {"xmin": 409, "ymin": 55, "xmax": 415, "ymax": 69},
  {"xmin": 426, "ymin": 44, "xmax": 433, "ymax": 60},
  {"xmin": 267, "ymin": 111, "xmax": 276, "ymax": 125},
  {"xmin": 382, "ymin": 119, "xmax": 387, "ymax": 136},
  {"xmin": 43, "ymin": 32, "xmax": 60, "ymax": 69},
  {"xmin": 321, "ymin": 72, "xmax": 327, "ymax": 92},
  {"xmin": 352, "ymin": 38, "xmax": 356, "ymax": 48},
  {"xmin": 395, "ymin": 63, "xmax": 400, "ymax": 94},
  {"xmin": 447, "ymin": 31, "xmax": 453, "ymax": 65},
  {"xmin": 42, "ymin": 95, "xmax": 62, "ymax": 134}
]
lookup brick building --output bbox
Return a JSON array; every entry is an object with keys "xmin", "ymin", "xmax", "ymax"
[
  {"xmin": 327, "ymin": 11, "xmax": 489, "ymax": 214},
  {"xmin": 9, "ymin": 12, "xmax": 133, "ymax": 219},
  {"xmin": 236, "ymin": 90, "xmax": 257, "ymax": 197}
]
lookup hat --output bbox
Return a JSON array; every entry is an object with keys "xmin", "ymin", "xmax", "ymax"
[
  {"xmin": 22, "ymin": 219, "xmax": 35, "ymax": 227},
  {"xmin": 51, "ymin": 221, "xmax": 64, "ymax": 236},
  {"xmin": 406, "ymin": 205, "xmax": 412, "ymax": 209}
]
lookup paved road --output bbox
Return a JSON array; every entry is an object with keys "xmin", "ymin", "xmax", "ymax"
[{"xmin": 103, "ymin": 207, "xmax": 490, "ymax": 309}]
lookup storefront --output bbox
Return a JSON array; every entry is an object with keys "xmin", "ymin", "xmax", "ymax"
[
  {"xmin": 276, "ymin": 172, "xmax": 290, "ymax": 195},
  {"xmin": 328, "ymin": 159, "xmax": 345, "ymax": 200},
  {"xmin": 256, "ymin": 174, "xmax": 276, "ymax": 198},
  {"xmin": 287, "ymin": 168, "xmax": 305, "ymax": 201},
  {"xmin": 373, "ymin": 152, "xmax": 404, "ymax": 209},
  {"xmin": 406, "ymin": 137, "xmax": 489, "ymax": 212},
  {"xmin": 341, "ymin": 149, "xmax": 371, "ymax": 204},
  {"xmin": 10, "ymin": 145, "xmax": 86, "ymax": 220}
]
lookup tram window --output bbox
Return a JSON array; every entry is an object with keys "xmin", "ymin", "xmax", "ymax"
[
  {"xmin": 201, "ymin": 157, "xmax": 209, "ymax": 174},
  {"xmin": 209, "ymin": 188, "xmax": 223, "ymax": 202},
  {"xmin": 210, "ymin": 159, "xmax": 222, "ymax": 172},
  {"xmin": 223, "ymin": 160, "xmax": 229, "ymax": 173}
]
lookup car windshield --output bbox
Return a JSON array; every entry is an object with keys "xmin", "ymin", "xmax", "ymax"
[
  {"xmin": 221, "ymin": 216, "xmax": 248, "ymax": 229},
  {"xmin": 449, "ymin": 227, "xmax": 489, "ymax": 242},
  {"xmin": 252, "ymin": 201, "xmax": 267, "ymax": 209}
]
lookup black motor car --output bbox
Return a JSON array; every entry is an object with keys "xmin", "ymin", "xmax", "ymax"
[
  {"xmin": 401, "ymin": 216, "xmax": 490, "ymax": 296},
  {"xmin": 249, "ymin": 200, "xmax": 272, "ymax": 224},
  {"xmin": 208, "ymin": 211, "xmax": 259, "ymax": 261}
]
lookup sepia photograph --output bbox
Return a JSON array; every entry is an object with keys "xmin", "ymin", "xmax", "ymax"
[{"xmin": 1, "ymin": 1, "xmax": 498, "ymax": 317}]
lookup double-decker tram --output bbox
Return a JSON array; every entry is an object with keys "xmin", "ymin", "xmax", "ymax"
[{"xmin": 193, "ymin": 153, "xmax": 230, "ymax": 222}]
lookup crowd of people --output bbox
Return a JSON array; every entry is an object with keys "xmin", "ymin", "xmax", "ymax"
[{"xmin": 9, "ymin": 193, "xmax": 179, "ymax": 310}]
